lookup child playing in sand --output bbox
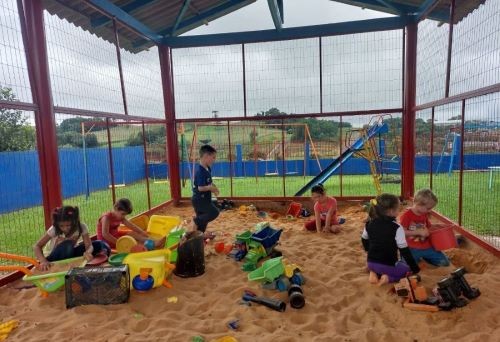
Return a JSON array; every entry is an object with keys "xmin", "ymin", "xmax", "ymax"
[
  {"xmin": 361, "ymin": 194, "xmax": 420, "ymax": 285},
  {"xmin": 34, "ymin": 206, "xmax": 110, "ymax": 271},
  {"xmin": 399, "ymin": 189, "xmax": 450, "ymax": 267},
  {"xmin": 97, "ymin": 198, "xmax": 165, "ymax": 249},
  {"xmin": 191, "ymin": 145, "xmax": 220, "ymax": 234},
  {"xmin": 304, "ymin": 184, "xmax": 344, "ymax": 233}
]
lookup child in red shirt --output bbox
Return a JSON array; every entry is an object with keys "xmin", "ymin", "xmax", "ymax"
[
  {"xmin": 97, "ymin": 198, "xmax": 165, "ymax": 249},
  {"xmin": 399, "ymin": 189, "xmax": 450, "ymax": 267},
  {"xmin": 304, "ymin": 184, "xmax": 345, "ymax": 233}
]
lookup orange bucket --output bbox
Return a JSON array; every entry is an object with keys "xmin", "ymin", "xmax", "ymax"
[
  {"xmin": 429, "ymin": 225, "xmax": 458, "ymax": 251},
  {"xmin": 286, "ymin": 202, "xmax": 302, "ymax": 217}
]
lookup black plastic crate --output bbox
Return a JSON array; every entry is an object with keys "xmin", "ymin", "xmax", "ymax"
[{"xmin": 65, "ymin": 265, "xmax": 130, "ymax": 308}]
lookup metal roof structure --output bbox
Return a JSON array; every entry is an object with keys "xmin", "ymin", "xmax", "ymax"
[{"xmin": 43, "ymin": 0, "xmax": 485, "ymax": 52}]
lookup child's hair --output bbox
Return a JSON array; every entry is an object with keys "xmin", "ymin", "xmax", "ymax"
[
  {"xmin": 114, "ymin": 198, "xmax": 133, "ymax": 214},
  {"xmin": 311, "ymin": 184, "xmax": 325, "ymax": 195},
  {"xmin": 52, "ymin": 206, "xmax": 82, "ymax": 237},
  {"xmin": 368, "ymin": 193, "xmax": 400, "ymax": 220},
  {"xmin": 199, "ymin": 144, "xmax": 217, "ymax": 157},
  {"xmin": 414, "ymin": 188, "xmax": 438, "ymax": 206}
]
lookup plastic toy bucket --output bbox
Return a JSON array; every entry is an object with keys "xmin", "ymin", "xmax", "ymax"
[
  {"xmin": 167, "ymin": 227, "xmax": 185, "ymax": 263},
  {"xmin": 430, "ymin": 225, "xmax": 458, "ymax": 251},
  {"xmin": 286, "ymin": 202, "xmax": 302, "ymax": 217},
  {"xmin": 174, "ymin": 231, "xmax": 205, "ymax": 278}
]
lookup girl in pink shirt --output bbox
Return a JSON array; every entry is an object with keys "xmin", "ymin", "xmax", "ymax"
[{"xmin": 304, "ymin": 184, "xmax": 344, "ymax": 233}]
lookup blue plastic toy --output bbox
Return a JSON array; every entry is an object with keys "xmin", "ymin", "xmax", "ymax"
[{"xmin": 143, "ymin": 239, "xmax": 155, "ymax": 251}]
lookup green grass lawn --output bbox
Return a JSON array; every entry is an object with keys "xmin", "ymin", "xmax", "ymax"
[{"xmin": 1, "ymin": 172, "xmax": 498, "ymax": 260}]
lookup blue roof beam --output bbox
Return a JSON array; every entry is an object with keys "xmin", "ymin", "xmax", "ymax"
[
  {"xmin": 161, "ymin": 16, "xmax": 409, "ymax": 48},
  {"xmin": 267, "ymin": 0, "xmax": 284, "ymax": 30},
  {"xmin": 161, "ymin": 0, "xmax": 256, "ymax": 37},
  {"xmin": 171, "ymin": 0, "xmax": 193, "ymax": 36},
  {"xmin": 374, "ymin": 0, "xmax": 403, "ymax": 14},
  {"xmin": 84, "ymin": 0, "xmax": 162, "ymax": 43},
  {"xmin": 91, "ymin": 0, "xmax": 157, "ymax": 29},
  {"xmin": 415, "ymin": 0, "xmax": 444, "ymax": 22}
]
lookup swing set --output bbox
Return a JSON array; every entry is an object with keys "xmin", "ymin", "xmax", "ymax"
[{"xmin": 182, "ymin": 123, "xmax": 322, "ymax": 187}]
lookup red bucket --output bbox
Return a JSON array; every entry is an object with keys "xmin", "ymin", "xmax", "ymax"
[
  {"xmin": 286, "ymin": 202, "xmax": 302, "ymax": 217},
  {"xmin": 429, "ymin": 225, "xmax": 458, "ymax": 251}
]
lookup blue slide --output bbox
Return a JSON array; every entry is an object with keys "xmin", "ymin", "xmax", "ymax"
[{"xmin": 294, "ymin": 122, "xmax": 389, "ymax": 196}]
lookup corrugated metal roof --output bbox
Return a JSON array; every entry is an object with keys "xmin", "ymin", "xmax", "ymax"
[{"xmin": 42, "ymin": 0, "xmax": 486, "ymax": 53}]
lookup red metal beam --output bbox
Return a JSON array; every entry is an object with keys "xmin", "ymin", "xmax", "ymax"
[
  {"xmin": 444, "ymin": 0, "xmax": 455, "ymax": 98},
  {"xmin": 227, "ymin": 121, "xmax": 234, "ymax": 197},
  {"xmin": 106, "ymin": 118, "xmax": 116, "ymax": 204},
  {"xmin": 319, "ymin": 37, "xmax": 323, "ymax": 113},
  {"xmin": 113, "ymin": 19, "xmax": 129, "ymax": 115},
  {"xmin": 458, "ymin": 100, "xmax": 465, "ymax": 226},
  {"xmin": 0, "ymin": 99, "xmax": 37, "ymax": 111},
  {"xmin": 415, "ymin": 83, "xmax": 500, "ymax": 111},
  {"xmin": 141, "ymin": 122, "xmax": 151, "ymax": 210},
  {"xmin": 430, "ymin": 211, "xmax": 500, "ymax": 258},
  {"xmin": 401, "ymin": 22, "xmax": 417, "ymax": 199},
  {"xmin": 21, "ymin": 0, "xmax": 62, "ymax": 227},
  {"xmin": 429, "ymin": 106, "xmax": 435, "ymax": 189},
  {"xmin": 175, "ymin": 108, "xmax": 403, "ymax": 123},
  {"xmin": 54, "ymin": 106, "xmax": 165, "ymax": 122},
  {"xmin": 159, "ymin": 46, "xmax": 181, "ymax": 204}
]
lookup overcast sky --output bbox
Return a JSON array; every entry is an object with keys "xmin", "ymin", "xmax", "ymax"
[{"xmin": 0, "ymin": 0, "xmax": 498, "ymax": 126}]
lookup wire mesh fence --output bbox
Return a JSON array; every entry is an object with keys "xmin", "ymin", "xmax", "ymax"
[
  {"xmin": 322, "ymin": 30, "xmax": 403, "ymax": 112},
  {"xmin": 0, "ymin": 0, "xmax": 32, "ymax": 103},
  {"xmin": 43, "ymin": 8, "xmax": 124, "ymax": 114},
  {"xmin": 450, "ymin": 0, "xmax": 500, "ymax": 95},
  {"xmin": 0, "ymin": 111, "xmax": 43, "ymax": 267}
]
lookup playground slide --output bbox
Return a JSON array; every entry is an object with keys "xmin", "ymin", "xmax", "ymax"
[{"xmin": 294, "ymin": 122, "xmax": 389, "ymax": 196}]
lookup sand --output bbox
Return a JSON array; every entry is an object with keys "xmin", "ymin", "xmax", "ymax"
[{"xmin": 1, "ymin": 201, "xmax": 499, "ymax": 342}]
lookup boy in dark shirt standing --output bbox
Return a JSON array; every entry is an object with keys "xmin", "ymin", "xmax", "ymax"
[{"xmin": 192, "ymin": 145, "xmax": 220, "ymax": 233}]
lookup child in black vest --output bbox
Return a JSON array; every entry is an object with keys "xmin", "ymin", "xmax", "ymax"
[{"xmin": 361, "ymin": 193, "xmax": 420, "ymax": 286}]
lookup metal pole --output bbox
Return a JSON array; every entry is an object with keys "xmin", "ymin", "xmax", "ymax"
[
  {"xmin": 113, "ymin": 18, "xmax": 128, "ymax": 115},
  {"xmin": 281, "ymin": 119, "xmax": 286, "ymax": 197},
  {"xmin": 319, "ymin": 37, "xmax": 323, "ymax": 113},
  {"xmin": 20, "ymin": 0, "xmax": 62, "ymax": 227},
  {"xmin": 159, "ymin": 46, "xmax": 181, "ymax": 203},
  {"xmin": 401, "ymin": 23, "xmax": 418, "ymax": 199},
  {"xmin": 142, "ymin": 122, "xmax": 151, "ymax": 210},
  {"xmin": 106, "ymin": 118, "xmax": 116, "ymax": 204},
  {"xmin": 458, "ymin": 99, "xmax": 465, "ymax": 225},
  {"xmin": 339, "ymin": 116, "xmax": 343, "ymax": 197},
  {"xmin": 242, "ymin": 44, "xmax": 247, "ymax": 117},
  {"xmin": 81, "ymin": 122, "xmax": 90, "ymax": 199},
  {"xmin": 429, "ymin": 107, "xmax": 435, "ymax": 190},
  {"xmin": 227, "ymin": 121, "xmax": 234, "ymax": 197},
  {"xmin": 444, "ymin": 0, "xmax": 455, "ymax": 98}
]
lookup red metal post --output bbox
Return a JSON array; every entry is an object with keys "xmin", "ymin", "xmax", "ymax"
[
  {"xmin": 401, "ymin": 23, "xmax": 418, "ymax": 199},
  {"xmin": 319, "ymin": 37, "xmax": 323, "ymax": 113},
  {"xmin": 159, "ymin": 46, "xmax": 181, "ymax": 204},
  {"xmin": 106, "ymin": 118, "xmax": 116, "ymax": 204},
  {"xmin": 242, "ymin": 44, "xmax": 247, "ymax": 117},
  {"xmin": 141, "ymin": 122, "xmax": 151, "ymax": 210},
  {"xmin": 339, "ymin": 115, "xmax": 343, "ymax": 197},
  {"xmin": 20, "ymin": 0, "xmax": 62, "ymax": 227},
  {"xmin": 444, "ymin": 0, "xmax": 455, "ymax": 98},
  {"xmin": 429, "ymin": 107, "xmax": 435, "ymax": 189},
  {"xmin": 113, "ymin": 18, "xmax": 129, "ymax": 115},
  {"xmin": 227, "ymin": 121, "xmax": 234, "ymax": 197},
  {"xmin": 281, "ymin": 119, "xmax": 286, "ymax": 196},
  {"xmin": 458, "ymin": 99, "xmax": 465, "ymax": 226}
]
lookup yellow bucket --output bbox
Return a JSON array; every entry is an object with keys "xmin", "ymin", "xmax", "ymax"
[
  {"xmin": 123, "ymin": 249, "xmax": 171, "ymax": 288},
  {"xmin": 147, "ymin": 215, "xmax": 181, "ymax": 239}
]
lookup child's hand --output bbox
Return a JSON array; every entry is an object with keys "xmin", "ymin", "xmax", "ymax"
[
  {"xmin": 37, "ymin": 261, "xmax": 51, "ymax": 271},
  {"xmin": 420, "ymin": 228, "xmax": 430, "ymax": 238},
  {"xmin": 83, "ymin": 250, "xmax": 93, "ymax": 261}
]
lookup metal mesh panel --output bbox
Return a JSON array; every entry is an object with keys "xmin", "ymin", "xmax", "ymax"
[
  {"xmin": 121, "ymin": 45, "xmax": 164, "ymax": 118},
  {"xmin": 55, "ymin": 113, "xmax": 113, "ymax": 236},
  {"xmin": 431, "ymin": 102, "xmax": 461, "ymax": 222},
  {"xmin": 0, "ymin": 0, "xmax": 32, "ymax": 103},
  {"xmin": 415, "ymin": 108, "xmax": 433, "ymax": 189},
  {"xmin": 322, "ymin": 30, "xmax": 403, "ymax": 112},
  {"xmin": 172, "ymin": 45, "xmax": 244, "ymax": 119},
  {"xmin": 0, "ymin": 111, "xmax": 43, "ymax": 262},
  {"xmin": 450, "ymin": 0, "xmax": 500, "ymax": 95},
  {"xmin": 144, "ymin": 123, "xmax": 171, "ymax": 208},
  {"xmin": 245, "ymin": 38, "xmax": 320, "ymax": 115},
  {"xmin": 44, "ymin": 10, "xmax": 124, "ymax": 113},
  {"xmin": 416, "ymin": 20, "xmax": 448, "ymax": 105},
  {"xmin": 461, "ymin": 93, "xmax": 500, "ymax": 248}
]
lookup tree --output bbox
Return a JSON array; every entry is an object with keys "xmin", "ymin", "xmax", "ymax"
[{"xmin": 0, "ymin": 86, "xmax": 36, "ymax": 151}]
